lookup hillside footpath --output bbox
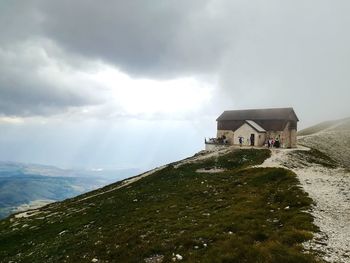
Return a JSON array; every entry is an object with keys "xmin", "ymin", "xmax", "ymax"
[{"xmin": 257, "ymin": 147, "xmax": 350, "ymax": 263}]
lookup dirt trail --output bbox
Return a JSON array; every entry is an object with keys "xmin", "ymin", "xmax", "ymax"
[{"xmin": 258, "ymin": 148, "xmax": 350, "ymax": 263}]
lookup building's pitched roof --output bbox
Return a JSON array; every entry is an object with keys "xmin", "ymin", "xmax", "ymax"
[
  {"xmin": 245, "ymin": 120, "xmax": 266, "ymax": 132},
  {"xmin": 216, "ymin": 107, "xmax": 299, "ymax": 122}
]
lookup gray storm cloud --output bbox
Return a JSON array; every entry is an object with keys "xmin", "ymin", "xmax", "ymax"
[
  {"xmin": 0, "ymin": 40, "xmax": 104, "ymax": 117},
  {"xmin": 39, "ymin": 0, "xmax": 231, "ymax": 77},
  {"xmin": 0, "ymin": 0, "xmax": 349, "ymax": 121},
  {"xmin": 1, "ymin": 0, "xmax": 350, "ymax": 169}
]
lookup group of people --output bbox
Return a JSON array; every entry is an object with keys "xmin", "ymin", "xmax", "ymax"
[
  {"xmin": 266, "ymin": 138, "xmax": 280, "ymax": 148},
  {"xmin": 206, "ymin": 135, "xmax": 228, "ymax": 144},
  {"xmin": 217, "ymin": 135, "xmax": 228, "ymax": 144},
  {"xmin": 237, "ymin": 136, "xmax": 281, "ymax": 148},
  {"xmin": 207, "ymin": 135, "xmax": 281, "ymax": 148}
]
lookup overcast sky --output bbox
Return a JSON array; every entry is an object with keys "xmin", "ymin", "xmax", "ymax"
[{"xmin": 0, "ymin": 1, "xmax": 349, "ymax": 170}]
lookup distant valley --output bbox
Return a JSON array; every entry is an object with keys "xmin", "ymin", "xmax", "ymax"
[{"xmin": 0, "ymin": 162, "xmax": 142, "ymax": 219}]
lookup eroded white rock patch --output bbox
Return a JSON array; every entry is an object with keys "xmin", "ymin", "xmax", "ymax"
[{"xmin": 196, "ymin": 168, "xmax": 226, "ymax": 173}]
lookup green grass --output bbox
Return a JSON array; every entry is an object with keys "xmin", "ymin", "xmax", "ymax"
[
  {"xmin": 289, "ymin": 148, "xmax": 338, "ymax": 169},
  {"xmin": 0, "ymin": 149, "xmax": 322, "ymax": 263}
]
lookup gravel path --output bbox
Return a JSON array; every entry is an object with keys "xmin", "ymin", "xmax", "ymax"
[
  {"xmin": 297, "ymin": 167, "xmax": 350, "ymax": 262},
  {"xmin": 258, "ymin": 148, "xmax": 350, "ymax": 263}
]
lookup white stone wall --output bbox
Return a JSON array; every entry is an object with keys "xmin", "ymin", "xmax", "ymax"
[
  {"xmin": 265, "ymin": 122, "xmax": 297, "ymax": 148},
  {"xmin": 282, "ymin": 121, "xmax": 291, "ymax": 148},
  {"xmin": 217, "ymin": 130, "xmax": 235, "ymax": 144},
  {"xmin": 282, "ymin": 122, "xmax": 297, "ymax": 148},
  {"xmin": 290, "ymin": 129, "xmax": 297, "ymax": 147},
  {"xmin": 232, "ymin": 123, "xmax": 266, "ymax": 146},
  {"xmin": 205, "ymin": 144, "xmax": 227, "ymax": 151},
  {"xmin": 216, "ymin": 121, "xmax": 297, "ymax": 148}
]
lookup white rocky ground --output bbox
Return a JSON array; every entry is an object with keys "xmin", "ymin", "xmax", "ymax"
[
  {"xmin": 258, "ymin": 148, "xmax": 350, "ymax": 263},
  {"xmin": 14, "ymin": 199, "xmax": 54, "ymax": 213}
]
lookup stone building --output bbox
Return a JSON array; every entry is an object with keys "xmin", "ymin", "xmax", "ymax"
[{"xmin": 215, "ymin": 107, "xmax": 299, "ymax": 148}]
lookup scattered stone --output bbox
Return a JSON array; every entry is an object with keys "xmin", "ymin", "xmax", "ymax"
[
  {"xmin": 91, "ymin": 258, "xmax": 98, "ymax": 262},
  {"xmin": 58, "ymin": 230, "xmax": 67, "ymax": 236},
  {"xmin": 175, "ymin": 254, "xmax": 183, "ymax": 261},
  {"xmin": 144, "ymin": 254, "xmax": 164, "ymax": 263}
]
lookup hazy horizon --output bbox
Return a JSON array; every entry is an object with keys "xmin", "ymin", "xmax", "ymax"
[{"xmin": 1, "ymin": 1, "xmax": 349, "ymax": 170}]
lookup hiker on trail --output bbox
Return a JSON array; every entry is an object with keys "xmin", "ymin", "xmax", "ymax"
[
  {"xmin": 239, "ymin": 137, "xmax": 243, "ymax": 147},
  {"xmin": 267, "ymin": 139, "xmax": 271, "ymax": 148}
]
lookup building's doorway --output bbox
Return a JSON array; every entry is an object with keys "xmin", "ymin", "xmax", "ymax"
[{"xmin": 250, "ymin": 134, "xmax": 255, "ymax": 146}]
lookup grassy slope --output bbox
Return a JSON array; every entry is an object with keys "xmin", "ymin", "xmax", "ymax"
[
  {"xmin": 298, "ymin": 118, "xmax": 350, "ymax": 168},
  {"xmin": 298, "ymin": 120, "xmax": 339, "ymax": 136},
  {"xmin": 298, "ymin": 117, "xmax": 350, "ymax": 136},
  {"xmin": 0, "ymin": 149, "xmax": 322, "ymax": 263}
]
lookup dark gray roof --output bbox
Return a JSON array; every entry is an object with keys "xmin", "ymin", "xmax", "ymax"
[{"xmin": 216, "ymin": 107, "xmax": 299, "ymax": 122}]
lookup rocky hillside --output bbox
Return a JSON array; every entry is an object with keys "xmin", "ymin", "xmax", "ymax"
[
  {"xmin": 298, "ymin": 117, "xmax": 350, "ymax": 168},
  {"xmin": 0, "ymin": 149, "xmax": 323, "ymax": 263}
]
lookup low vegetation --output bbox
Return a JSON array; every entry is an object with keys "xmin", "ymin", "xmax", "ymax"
[
  {"xmin": 0, "ymin": 149, "xmax": 322, "ymax": 262},
  {"xmin": 298, "ymin": 117, "xmax": 350, "ymax": 169},
  {"xmin": 298, "ymin": 120, "xmax": 339, "ymax": 136},
  {"xmin": 285, "ymin": 148, "xmax": 338, "ymax": 169},
  {"xmin": 298, "ymin": 117, "xmax": 350, "ymax": 137}
]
